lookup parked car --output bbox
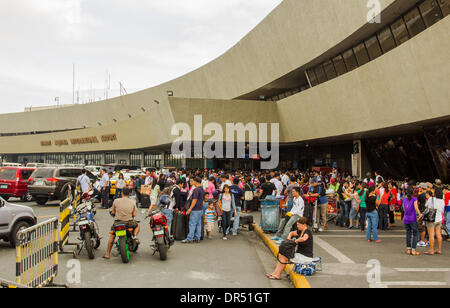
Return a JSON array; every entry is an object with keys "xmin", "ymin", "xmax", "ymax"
[
  {"xmin": 28, "ymin": 167, "xmax": 96, "ymax": 205},
  {"xmin": 0, "ymin": 196, "xmax": 37, "ymax": 247},
  {"xmin": 0, "ymin": 166, "xmax": 36, "ymax": 202}
]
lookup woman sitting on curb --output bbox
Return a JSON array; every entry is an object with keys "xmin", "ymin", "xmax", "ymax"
[{"xmin": 266, "ymin": 217, "xmax": 315, "ymax": 280}]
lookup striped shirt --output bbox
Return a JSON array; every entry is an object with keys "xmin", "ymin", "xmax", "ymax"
[{"xmin": 205, "ymin": 209, "xmax": 216, "ymax": 223}]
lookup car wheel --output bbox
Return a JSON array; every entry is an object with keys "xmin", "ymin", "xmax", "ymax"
[
  {"xmin": 36, "ymin": 198, "xmax": 48, "ymax": 206},
  {"xmin": 60, "ymin": 187, "xmax": 73, "ymax": 202},
  {"xmin": 10, "ymin": 221, "xmax": 31, "ymax": 248},
  {"xmin": 21, "ymin": 192, "xmax": 33, "ymax": 202}
]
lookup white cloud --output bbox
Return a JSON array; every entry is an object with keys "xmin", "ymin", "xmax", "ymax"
[{"xmin": 0, "ymin": 0, "xmax": 282, "ymax": 113}]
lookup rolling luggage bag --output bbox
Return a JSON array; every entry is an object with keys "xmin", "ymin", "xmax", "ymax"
[
  {"xmin": 140, "ymin": 195, "xmax": 151, "ymax": 208},
  {"xmin": 172, "ymin": 211, "xmax": 188, "ymax": 241}
]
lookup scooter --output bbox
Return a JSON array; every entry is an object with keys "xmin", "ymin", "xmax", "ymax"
[
  {"xmin": 109, "ymin": 208, "xmax": 140, "ymax": 264},
  {"xmin": 146, "ymin": 207, "xmax": 174, "ymax": 261},
  {"xmin": 72, "ymin": 191, "xmax": 101, "ymax": 259}
]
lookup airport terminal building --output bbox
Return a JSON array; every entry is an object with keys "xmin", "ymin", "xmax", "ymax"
[{"xmin": 0, "ymin": 0, "xmax": 449, "ymax": 181}]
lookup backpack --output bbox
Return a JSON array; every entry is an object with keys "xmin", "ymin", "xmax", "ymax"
[{"xmin": 160, "ymin": 184, "xmax": 176, "ymax": 197}]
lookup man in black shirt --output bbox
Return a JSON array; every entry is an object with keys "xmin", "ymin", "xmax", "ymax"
[{"xmin": 260, "ymin": 177, "xmax": 276, "ymax": 199}]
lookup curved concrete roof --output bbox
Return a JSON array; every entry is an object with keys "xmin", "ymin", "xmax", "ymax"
[
  {"xmin": 1, "ymin": 0, "xmax": 449, "ymax": 156},
  {"xmin": 0, "ymin": 0, "xmax": 396, "ymax": 134}
]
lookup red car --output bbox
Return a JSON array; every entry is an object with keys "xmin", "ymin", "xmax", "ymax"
[{"xmin": 0, "ymin": 167, "xmax": 35, "ymax": 202}]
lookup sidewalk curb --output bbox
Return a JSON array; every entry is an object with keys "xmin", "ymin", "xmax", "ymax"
[{"xmin": 253, "ymin": 224, "xmax": 311, "ymax": 288}]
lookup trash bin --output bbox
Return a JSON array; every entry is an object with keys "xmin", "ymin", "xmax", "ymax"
[{"xmin": 260, "ymin": 197, "xmax": 280, "ymax": 233}]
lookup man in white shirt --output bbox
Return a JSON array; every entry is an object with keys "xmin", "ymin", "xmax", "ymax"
[
  {"xmin": 271, "ymin": 174, "xmax": 284, "ymax": 199},
  {"xmin": 272, "ymin": 187, "xmax": 305, "ymax": 240},
  {"xmin": 76, "ymin": 169, "xmax": 92, "ymax": 200},
  {"xmin": 281, "ymin": 172, "xmax": 289, "ymax": 187},
  {"xmin": 144, "ymin": 171, "xmax": 153, "ymax": 186}
]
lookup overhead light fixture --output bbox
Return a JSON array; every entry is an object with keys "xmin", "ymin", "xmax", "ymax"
[
  {"xmin": 259, "ymin": 95, "xmax": 265, "ymax": 101},
  {"xmin": 141, "ymin": 107, "xmax": 146, "ymax": 112},
  {"xmin": 167, "ymin": 90, "xmax": 174, "ymax": 97},
  {"xmin": 154, "ymin": 100, "xmax": 160, "ymax": 105},
  {"xmin": 128, "ymin": 114, "xmax": 132, "ymax": 118}
]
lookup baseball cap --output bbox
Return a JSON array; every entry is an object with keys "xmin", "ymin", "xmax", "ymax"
[
  {"xmin": 418, "ymin": 183, "xmax": 427, "ymax": 189},
  {"xmin": 330, "ymin": 178, "xmax": 336, "ymax": 184},
  {"xmin": 435, "ymin": 179, "xmax": 442, "ymax": 185}
]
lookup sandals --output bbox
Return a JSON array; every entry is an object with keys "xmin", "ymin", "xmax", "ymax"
[
  {"xmin": 407, "ymin": 249, "xmax": 412, "ymax": 255},
  {"xmin": 102, "ymin": 255, "xmax": 110, "ymax": 259},
  {"xmin": 265, "ymin": 274, "xmax": 281, "ymax": 280},
  {"xmin": 434, "ymin": 251, "xmax": 442, "ymax": 255},
  {"xmin": 411, "ymin": 251, "xmax": 420, "ymax": 256},
  {"xmin": 424, "ymin": 251, "xmax": 434, "ymax": 255}
]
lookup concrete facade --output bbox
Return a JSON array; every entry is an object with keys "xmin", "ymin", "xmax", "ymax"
[{"xmin": 0, "ymin": 0, "xmax": 449, "ymax": 178}]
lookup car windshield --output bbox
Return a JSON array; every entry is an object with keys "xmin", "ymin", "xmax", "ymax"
[
  {"xmin": 31, "ymin": 168, "xmax": 54, "ymax": 179},
  {"xmin": 0, "ymin": 168, "xmax": 17, "ymax": 180}
]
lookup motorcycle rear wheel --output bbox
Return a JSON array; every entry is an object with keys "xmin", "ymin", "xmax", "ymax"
[
  {"xmin": 118, "ymin": 236, "xmax": 130, "ymax": 263},
  {"xmin": 157, "ymin": 237, "xmax": 167, "ymax": 261},
  {"xmin": 84, "ymin": 232, "xmax": 95, "ymax": 259}
]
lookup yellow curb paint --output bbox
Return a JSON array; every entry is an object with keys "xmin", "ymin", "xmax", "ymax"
[{"xmin": 253, "ymin": 224, "xmax": 311, "ymax": 288}]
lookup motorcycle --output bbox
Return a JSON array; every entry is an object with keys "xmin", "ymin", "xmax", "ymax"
[
  {"xmin": 110, "ymin": 211, "xmax": 140, "ymax": 264},
  {"xmin": 146, "ymin": 207, "xmax": 174, "ymax": 261},
  {"xmin": 72, "ymin": 191, "xmax": 101, "ymax": 259}
]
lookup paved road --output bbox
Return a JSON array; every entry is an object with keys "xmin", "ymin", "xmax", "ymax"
[
  {"xmin": 0, "ymin": 198, "xmax": 292, "ymax": 288},
  {"xmin": 308, "ymin": 222, "xmax": 450, "ymax": 288}
]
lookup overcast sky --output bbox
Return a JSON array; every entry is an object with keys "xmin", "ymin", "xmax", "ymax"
[{"xmin": 0, "ymin": 0, "xmax": 282, "ymax": 114}]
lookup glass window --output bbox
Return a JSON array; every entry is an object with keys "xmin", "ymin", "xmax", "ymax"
[
  {"xmin": 332, "ymin": 55, "xmax": 347, "ymax": 76},
  {"xmin": 365, "ymin": 36, "xmax": 382, "ymax": 60},
  {"xmin": 391, "ymin": 18, "xmax": 410, "ymax": 45},
  {"xmin": 323, "ymin": 60, "xmax": 337, "ymax": 80},
  {"xmin": 314, "ymin": 65, "xmax": 327, "ymax": 84},
  {"xmin": 437, "ymin": 0, "xmax": 450, "ymax": 16},
  {"xmin": 377, "ymin": 27, "xmax": 396, "ymax": 53},
  {"xmin": 342, "ymin": 49, "xmax": 358, "ymax": 71},
  {"xmin": 404, "ymin": 7, "xmax": 426, "ymax": 37},
  {"xmin": 353, "ymin": 43, "xmax": 370, "ymax": 66},
  {"xmin": 419, "ymin": 0, "xmax": 442, "ymax": 27},
  {"xmin": 307, "ymin": 69, "xmax": 318, "ymax": 86}
]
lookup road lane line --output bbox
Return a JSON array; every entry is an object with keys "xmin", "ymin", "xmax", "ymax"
[
  {"xmin": 394, "ymin": 268, "xmax": 450, "ymax": 272},
  {"xmin": 376, "ymin": 281, "xmax": 447, "ymax": 287},
  {"xmin": 314, "ymin": 237, "xmax": 355, "ymax": 264},
  {"xmin": 318, "ymin": 235, "xmax": 404, "ymax": 238}
]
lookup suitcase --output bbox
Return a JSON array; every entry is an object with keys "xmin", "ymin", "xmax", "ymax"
[
  {"xmin": 172, "ymin": 212, "xmax": 188, "ymax": 241},
  {"xmin": 140, "ymin": 195, "xmax": 151, "ymax": 208},
  {"xmin": 304, "ymin": 202, "xmax": 315, "ymax": 227}
]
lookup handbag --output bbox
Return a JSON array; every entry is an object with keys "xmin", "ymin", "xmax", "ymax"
[
  {"xmin": 422, "ymin": 198, "xmax": 437, "ymax": 223},
  {"xmin": 278, "ymin": 239, "xmax": 296, "ymax": 262},
  {"xmin": 244, "ymin": 184, "xmax": 254, "ymax": 201}
]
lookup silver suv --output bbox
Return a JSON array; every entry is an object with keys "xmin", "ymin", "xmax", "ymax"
[{"xmin": 0, "ymin": 197, "xmax": 37, "ymax": 247}]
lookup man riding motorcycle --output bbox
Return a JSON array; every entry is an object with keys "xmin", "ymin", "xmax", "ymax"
[{"xmin": 103, "ymin": 188, "xmax": 140, "ymax": 259}]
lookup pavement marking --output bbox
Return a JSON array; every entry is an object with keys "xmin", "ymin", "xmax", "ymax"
[
  {"xmin": 318, "ymin": 235, "xmax": 404, "ymax": 238},
  {"xmin": 394, "ymin": 268, "xmax": 450, "ymax": 272},
  {"xmin": 38, "ymin": 215, "xmax": 59, "ymax": 219},
  {"xmin": 314, "ymin": 237, "xmax": 355, "ymax": 264},
  {"xmin": 374, "ymin": 281, "xmax": 447, "ymax": 287},
  {"xmin": 325, "ymin": 229, "xmax": 405, "ymax": 233}
]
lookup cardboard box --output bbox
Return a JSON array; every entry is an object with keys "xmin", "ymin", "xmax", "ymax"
[{"xmin": 140, "ymin": 185, "xmax": 150, "ymax": 195}]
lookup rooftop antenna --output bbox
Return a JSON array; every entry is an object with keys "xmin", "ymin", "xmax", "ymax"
[
  {"xmin": 119, "ymin": 82, "xmax": 127, "ymax": 96},
  {"xmin": 72, "ymin": 63, "xmax": 75, "ymax": 104}
]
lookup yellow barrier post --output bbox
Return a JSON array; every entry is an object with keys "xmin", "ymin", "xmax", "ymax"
[
  {"xmin": 15, "ymin": 218, "xmax": 62, "ymax": 288},
  {"xmin": 58, "ymin": 197, "xmax": 80, "ymax": 254}
]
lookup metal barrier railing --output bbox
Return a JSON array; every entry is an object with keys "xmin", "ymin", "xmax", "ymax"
[
  {"xmin": 0, "ymin": 278, "xmax": 30, "ymax": 288},
  {"xmin": 59, "ymin": 198, "xmax": 71, "ymax": 251},
  {"xmin": 15, "ymin": 217, "xmax": 59, "ymax": 288}
]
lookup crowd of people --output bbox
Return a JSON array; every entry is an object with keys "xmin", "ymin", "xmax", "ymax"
[{"xmin": 78, "ymin": 167, "xmax": 449, "ymax": 260}]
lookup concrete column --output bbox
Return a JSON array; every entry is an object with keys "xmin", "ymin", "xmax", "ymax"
[{"xmin": 351, "ymin": 140, "xmax": 362, "ymax": 179}]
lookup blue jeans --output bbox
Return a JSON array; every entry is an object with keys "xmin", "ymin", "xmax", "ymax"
[
  {"xmin": 286, "ymin": 201, "xmax": 294, "ymax": 212},
  {"xmin": 405, "ymin": 222, "xmax": 419, "ymax": 250},
  {"xmin": 186, "ymin": 210, "xmax": 203, "ymax": 241},
  {"xmin": 366, "ymin": 210, "xmax": 379, "ymax": 241},
  {"xmin": 222, "ymin": 211, "xmax": 232, "ymax": 237},
  {"xmin": 232, "ymin": 207, "xmax": 241, "ymax": 235},
  {"xmin": 161, "ymin": 208, "xmax": 174, "ymax": 233},
  {"xmin": 337, "ymin": 200, "xmax": 349, "ymax": 227}
]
